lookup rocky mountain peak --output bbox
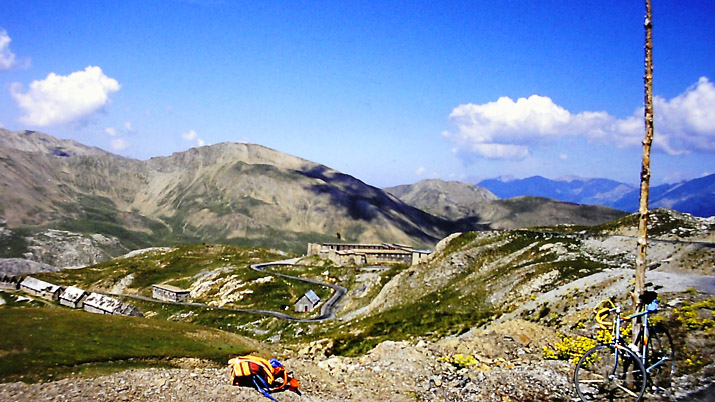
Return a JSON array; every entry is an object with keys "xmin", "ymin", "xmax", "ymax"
[{"xmin": 0, "ymin": 128, "xmax": 110, "ymax": 158}]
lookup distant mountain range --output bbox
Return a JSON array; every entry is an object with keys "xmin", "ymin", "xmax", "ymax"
[
  {"xmin": 478, "ymin": 175, "xmax": 715, "ymax": 218},
  {"xmin": 0, "ymin": 130, "xmax": 632, "ymax": 259},
  {"xmin": 384, "ymin": 180, "xmax": 627, "ymax": 229}
]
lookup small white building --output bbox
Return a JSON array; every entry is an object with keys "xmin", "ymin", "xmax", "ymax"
[
  {"xmin": 152, "ymin": 284, "xmax": 190, "ymax": 302},
  {"xmin": 59, "ymin": 286, "xmax": 88, "ymax": 308},
  {"xmin": 295, "ymin": 290, "xmax": 321, "ymax": 313},
  {"xmin": 19, "ymin": 276, "xmax": 63, "ymax": 301}
]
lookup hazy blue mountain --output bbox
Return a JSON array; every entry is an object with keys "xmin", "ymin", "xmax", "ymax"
[
  {"xmin": 480, "ymin": 175, "xmax": 715, "ymax": 217},
  {"xmin": 613, "ymin": 174, "xmax": 715, "ymax": 217},
  {"xmin": 478, "ymin": 176, "xmax": 635, "ymax": 205}
]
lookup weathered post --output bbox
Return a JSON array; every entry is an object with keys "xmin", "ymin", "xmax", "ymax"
[{"xmin": 635, "ymin": 0, "xmax": 654, "ymax": 311}]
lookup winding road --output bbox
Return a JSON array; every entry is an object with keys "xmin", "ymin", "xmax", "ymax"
[
  {"xmin": 250, "ymin": 259, "xmax": 347, "ymax": 321},
  {"xmin": 107, "ymin": 258, "xmax": 347, "ymax": 323}
]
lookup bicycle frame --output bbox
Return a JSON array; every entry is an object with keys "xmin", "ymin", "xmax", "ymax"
[
  {"xmin": 608, "ymin": 301, "xmax": 669, "ymax": 375},
  {"xmin": 575, "ymin": 296, "xmax": 673, "ymax": 401}
]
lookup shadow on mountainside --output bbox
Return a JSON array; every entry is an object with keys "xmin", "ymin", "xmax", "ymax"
[{"xmin": 300, "ymin": 165, "xmax": 482, "ymax": 244}]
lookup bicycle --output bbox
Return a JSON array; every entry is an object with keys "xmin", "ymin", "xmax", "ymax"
[{"xmin": 573, "ymin": 289, "xmax": 675, "ymax": 401}]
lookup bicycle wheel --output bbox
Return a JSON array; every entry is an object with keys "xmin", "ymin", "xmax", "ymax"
[
  {"xmin": 646, "ymin": 324, "xmax": 675, "ymax": 392},
  {"xmin": 574, "ymin": 344, "xmax": 647, "ymax": 401}
]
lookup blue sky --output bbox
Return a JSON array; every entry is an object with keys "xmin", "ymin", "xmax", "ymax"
[{"xmin": 0, "ymin": 0, "xmax": 713, "ymax": 188}]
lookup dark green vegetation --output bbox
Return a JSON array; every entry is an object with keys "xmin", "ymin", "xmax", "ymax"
[
  {"xmin": 0, "ymin": 301, "xmax": 255, "ymax": 383},
  {"xmin": 56, "ymin": 195, "xmax": 173, "ymax": 252},
  {"xmin": 0, "ymin": 227, "xmax": 30, "ymax": 258}
]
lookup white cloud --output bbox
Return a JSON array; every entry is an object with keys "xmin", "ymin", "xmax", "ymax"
[
  {"xmin": 0, "ymin": 29, "xmax": 27, "ymax": 71},
  {"xmin": 110, "ymin": 138, "xmax": 129, "ymax": 151},
  {"xmin": 182, "ymin": 129, "xmax": 197, "ymax": 140},
  {"xmin": 653, "ymin": 77, "xmax": 715, "ymax": 154},
  {"xmin": 445, "ymin": 95, "xmax": 577, "ymax": 160},
  {"xmin": 415, "ymin": 166, "xmax": 425, "ymax": 176},
  {"xmin": 445, "ymin": 77, "xmax": 715, "ymax": 160},
  {"xmin": 10, "ymin": 66, "xmax": 120, "ymax": 126},
  {"xmin": 104, "ymin": 127, "xmax": 117, "ymax": 136},
  {"xmin": 182, "ymin": 129, "xmax": 205, "ymax": 147}
]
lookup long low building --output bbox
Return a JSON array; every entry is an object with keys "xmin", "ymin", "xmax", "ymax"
[
  {"xmin": 307, "ymin": 242, "xmax": 432, "ymax": 266},
  {"xmin": 19, "ymin": 276, "xmax": 63, "ymax": 301},
  {"xmin": 84, "ymin": 293, "xmax": 144, "ymax": 317}
]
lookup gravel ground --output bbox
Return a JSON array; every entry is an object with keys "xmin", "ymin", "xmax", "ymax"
[
  {"xmin": 1, "ymin": 327, "xmax": 712, "ymax": 402},
  {"xmin": 0, "ymin": 321, "xmax": 580, "ymax": 402}
]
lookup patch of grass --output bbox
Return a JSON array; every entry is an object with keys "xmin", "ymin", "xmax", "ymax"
[
  {"xmin": 440, "ymin": 232, "xmax": 481, "ymax": 256},
  {"xmin": 56, "ymin": 217, "xmax": 159, "ymax": 252},
  {"xmin": 551, "ymin": 258, "xmax": 608, "ymax": 282},
  {"xmin": 0, "ymin": 305, "xmax": 255, "ymax": 383}
]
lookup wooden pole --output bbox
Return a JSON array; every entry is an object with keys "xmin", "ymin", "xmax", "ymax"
[{"xmin": 635, "ymin": 0, "xmax": 654, "ymax": 309}]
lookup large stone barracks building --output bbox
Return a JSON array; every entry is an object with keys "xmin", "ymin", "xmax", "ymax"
[{"xmin": 307, "ymin": 243, "xmax": 431, "ymax": 266}]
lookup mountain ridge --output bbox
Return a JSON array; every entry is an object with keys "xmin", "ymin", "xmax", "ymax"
[
  {"xmin": 1, "ymin": 129, "xmax": 646, "ymax": 262},
  {"xmin": 386, "ymin": 179, "xmax": 628, "ymax": 229},
  {"xmin": 479, "ymin": 174, "xmax": 715, "ymax": 217},
  {"xmin": 0, "ymin": 129, "xmax": 461, "ymax": 254}
]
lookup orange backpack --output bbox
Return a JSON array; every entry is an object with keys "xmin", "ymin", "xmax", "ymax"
[{"xmin": 228, "ymin": 355, "xmax": 300, "ymax": 400}]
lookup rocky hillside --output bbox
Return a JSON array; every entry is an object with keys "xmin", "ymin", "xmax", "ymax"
[
  {"xmin": 384, "ymin": 179, "xmax": 499, "ymax": 221},
  {"xmin": 387, "ymin": 179, "xmax": 628, "ymax": 229},
  {"xmin": 340, "ymin": 209, "xmax": 714, "ymax": 325},
  {"xmin": 0, "ymin": 129, "xmax": 464, "ymax": 255}
]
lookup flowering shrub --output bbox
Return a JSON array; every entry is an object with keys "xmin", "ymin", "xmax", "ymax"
[
  {"xmin": 440, "ymin": 353, "xmax": 478, "ymax": 368},
  {"xmin": 543, "ymin": 334, "xmax": 598, "ymax": 365},
  {"xmin": 673, "ymin": 298, "xmax": 714, "ymax": 331}
]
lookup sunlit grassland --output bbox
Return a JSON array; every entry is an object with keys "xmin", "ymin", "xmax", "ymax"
[{"xmin": 0, "ymin": 303, "xmax": 255, "ymax": 383}]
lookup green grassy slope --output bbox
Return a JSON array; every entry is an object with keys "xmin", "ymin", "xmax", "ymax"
[{"xmin": 0, "ymin": 301, "xmax": 255, "ymax": 383}]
